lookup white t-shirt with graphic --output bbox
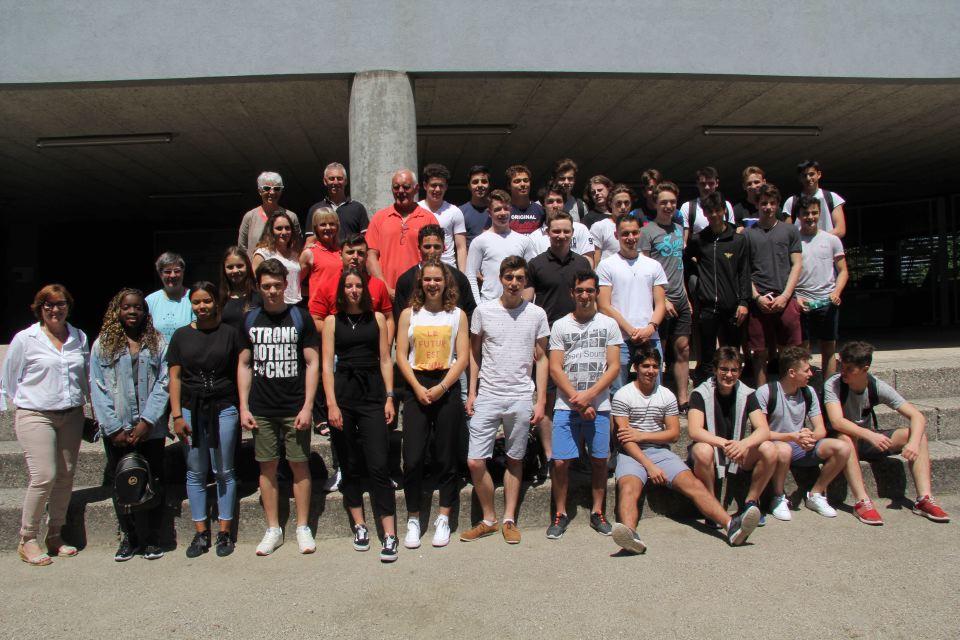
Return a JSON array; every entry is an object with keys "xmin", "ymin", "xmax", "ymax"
[{"xmin": 549, "ymin": 312, "xmax": 623, "ymax": 412}]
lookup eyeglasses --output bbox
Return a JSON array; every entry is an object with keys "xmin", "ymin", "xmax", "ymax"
[
  {"xmin": 260, "ymin": 186, "xmax": 283, "ymax": 193},
  {"xmin": 42, "ymin": 301, "xmax": 68, "ymax": 310},
  {"xmin": 161, "ymin": 269, "xmax": 183, "ymax": 276}
]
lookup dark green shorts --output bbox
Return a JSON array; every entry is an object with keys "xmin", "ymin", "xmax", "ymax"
[{"xmin": 253, "ymin": 415, "xmax": 311, "ymax": 463}]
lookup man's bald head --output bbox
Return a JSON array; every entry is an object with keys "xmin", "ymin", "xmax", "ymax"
[{"xmin": 391, "ymin": 168, "xmax": 419, "ymax": 208}]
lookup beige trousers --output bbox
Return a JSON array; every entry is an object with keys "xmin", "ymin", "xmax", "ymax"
[{"xmin": 14, "ymin": 407, "xmax": 84, "ymax": 540}]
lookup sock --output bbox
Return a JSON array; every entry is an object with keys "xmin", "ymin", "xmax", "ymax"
[
  {"xmin": 503, "ymin": 518, "xmax": 515, "ymax": 525},
  {"xmin": 436, "ymin": 515, "xmax": 449, "ymax": 524},
  {"xmin": 482, "ymin": 519, "xmax": 496, "ymax": 526}
]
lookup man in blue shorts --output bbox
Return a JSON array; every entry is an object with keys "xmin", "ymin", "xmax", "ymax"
[
  {"xmin": 611, "ymin": 343, "xmax": 761, "ymax": 553},
  {"xmin": 751, "ymin": 346, "xmax": 851, "ymax": 520},
  {"xmin": 546, "ymin": 270, "xmax": 621, "ymax": 539}
]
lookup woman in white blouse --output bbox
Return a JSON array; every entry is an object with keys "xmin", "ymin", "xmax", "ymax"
[
  {"xmin": 252, "ymin": 210, "xmax": 306, "ymax": 305},
  {"xmin": 0, "ymin": 285, "xmax": 90, "ymax": 566}
]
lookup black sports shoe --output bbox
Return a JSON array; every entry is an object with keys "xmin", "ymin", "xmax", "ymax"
[
  {"xmin": 545, "ymin": 512, "xmax": 570, "ymax": 540},
  {"xmin": 727, "ymin": 504, "xmax": 761, "ymax": 546},
  {"xmin": 185, "ymin": 531, "xmax": 210, "ymax": 558},
  {"xmin": 143, "ymin": 545, "xmax": 165, "ymax": 560},
  {"xmin": 353, "ymin": 524, "xmax": 370, "ymax": 551},
  {"xmin": 678, "ymin": 402, "xmax": 690, "ymax": 417},
  {"xmin": 215, "ymin": 531, "xmax": 235, "ymax": 557},
  {"xmin": 114, "ymin": 534, "xmax": 139, "ymax": 562},
  {"xmin": 590, "ymin": 511, "xmax": 613, "ymax": 536},
  {"xmin": 380, "ymin": 535, "xmax": 399, "ymax": 563}
]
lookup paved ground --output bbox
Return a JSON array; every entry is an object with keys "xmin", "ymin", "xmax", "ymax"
[{"xmin": 1, "ymin": 495, "xmax": 956, "ymax": 640}]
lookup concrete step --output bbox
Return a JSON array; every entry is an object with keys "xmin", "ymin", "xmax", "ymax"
[
  {"xmin": 2, "ymin": 439, "xmax": 957, "ymax": 550},
  {"xmin": 871, "ymin": 365, "xmax": 960, "ymax": 401}
]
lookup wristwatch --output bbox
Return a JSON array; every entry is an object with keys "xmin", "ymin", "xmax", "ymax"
[
  {"xmin": 648, "ymin": 321, "xmax": 659, "ymax": 330},
  {"xmin": 385, "ymin": 391, "xmax": 396, "ymax": 399}
]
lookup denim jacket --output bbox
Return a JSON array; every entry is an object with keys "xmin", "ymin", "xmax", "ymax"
[{"xmin": 89, "ymin": 337, "xmax": 170, "ymax": 440}]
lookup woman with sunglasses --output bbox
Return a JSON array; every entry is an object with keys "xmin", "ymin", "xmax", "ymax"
[
  {"xmin": 321, "ymin": 267, "xmax": 398, "ymax": 562},
  {"xmin": 89, "ymin": 288, "xmax": 170, "ymax": 561},
  {"xmin": 395, "ymin": 260, "xmax": 469, "ymax": 549},
  {"xmin": 238, "ymin": 171, "xmax": 303, "ymax": 263},
  {"xmin": 253, "ymin": 210, "xmax": 306, "ymax": 305},
  {"xmin": 1, "ymin": 285, "xmax": 89, "ymax": 566},
  {"xmin": 145, "ymin": 251, "xmax": 195, "ymax": 343},
  {"xmin": 168, "ymin": 281, "xmax": 242, "ymax": 558},
  {"xmin": 219, "ymin": 246, "xmax": 261, "ymax": 337}
]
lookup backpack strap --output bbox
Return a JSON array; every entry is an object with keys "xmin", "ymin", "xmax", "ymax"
[
  {"xmin": 685, "ymin": 200, "xmax": 698, "ymax": 230},
  {"xmin": 823, "ymin": 190, "xmax": 836, "ymax": 214},
  {"xmin": 790, "ymin": 196, "xmax": 801, "ymax": 222},
  {"xmin": 801, "ymin": 386, "xmax": 813, "ymax": 419},
  {"xmin": 243, "ymin": 306, "xmax": 262, "ymax": 335},
  {"xmin": 866, "ymin": 374, "xmax": 880, "ymax": 429},
  {"xmin": 289, "ymin": 305, "xmax": 305, "ymax": 334},
  {"xmin": 576, "ymin": 198, "xmax": 585, "ymax": 222},
  {"xmin": 765, "ymin": 381, "xmax": 779, "ymax": 417}
]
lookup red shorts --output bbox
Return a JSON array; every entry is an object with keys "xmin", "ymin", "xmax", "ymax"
[{"xmin": 747, "ymin": 297, "xmax": 802, "ymax": 351}]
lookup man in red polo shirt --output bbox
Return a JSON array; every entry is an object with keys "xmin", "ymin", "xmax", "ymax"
[
  {"xmin": 310, "ymin": 233, "xmax": 395, "ymax": 344},
  {"xmin": 366, "ymin": 168, "xmax": 439, "ymax": 298}
]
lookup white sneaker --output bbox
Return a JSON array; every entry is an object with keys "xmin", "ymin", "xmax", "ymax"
[
  {"xmin": 404, "ymin": 518, "xmax": 421, "ymax": 549},
  {"xmin": 256, "ymin": 527, "xmax": 283, "ymax": 556},
  {"xmin": 431, "ymin": 516, "xmax": 451, "ymax": 547},
  {"xmin": 296, "ymin": 525, "xmax": 316, "ymax": 554},
  {"xmin": 805, "ymin": 491, "xmax": 837, "ymax": 518},
  {"xmin": 321, "ymin": 469, "xmax": 341, "ymax": 492},
  {"xmin": 770, "ymin": 494, "xmax": 792, "ymax": 521}
]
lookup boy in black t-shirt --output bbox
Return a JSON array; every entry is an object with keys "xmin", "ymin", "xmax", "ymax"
[{"xmin": 238, "ymin": 259, "xmax": 320, "ymax": 556}]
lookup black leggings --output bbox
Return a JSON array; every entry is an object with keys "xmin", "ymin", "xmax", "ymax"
[
  {"xmin": 103, "ymin": 436, "xmax": 165, "ymax": 545},
  {"xmin": 695, "ymin": 306, "xmax": 742, "ymax": 385},
  {"xmin": 402, "ymin": 371, "xmax": 463, "ymax": 511},
  {"xmin": 330, "ymin": 373, "xmax": 395, "ymax": 517}
]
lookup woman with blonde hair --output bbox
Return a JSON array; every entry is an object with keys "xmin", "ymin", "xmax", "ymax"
[{"xmin": 1, "ymin": 285, "xmax": 89, "ymax": 565}]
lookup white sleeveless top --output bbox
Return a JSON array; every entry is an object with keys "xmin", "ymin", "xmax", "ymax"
[
  {"xmin": 254, "ymin": 248, "xmax": 302, "ymax": 304},
  {"xmin": 407, "ymin": 307, "xmax": 460, "ymax": 371}
]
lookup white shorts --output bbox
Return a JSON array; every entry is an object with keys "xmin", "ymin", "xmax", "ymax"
[{"xmin": 468, "ymin": 394, "xmax": 532, "ymax": 460}]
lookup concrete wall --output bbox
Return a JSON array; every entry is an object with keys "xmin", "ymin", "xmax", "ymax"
[{"xmin": 2, "ymin": 0, "xmax": 958, "ymax": 84}]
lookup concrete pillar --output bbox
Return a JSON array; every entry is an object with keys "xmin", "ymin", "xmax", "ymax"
[{"xmin": 349, "ymin": 70, "xmax": 418, "ymax": 215}]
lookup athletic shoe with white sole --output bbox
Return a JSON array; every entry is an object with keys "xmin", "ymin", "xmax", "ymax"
[
  {"xmin": 770, "ymin": 494, "xmax": 792, "ymax": 521},
  {"xmin": 380, "ymin": 535, "xmax": 399, "ymax": 563},
  {"xmin": 612, "ymin": 523, "xmax": 647, "ymax": 554},
  {"xmin": 804, "ymin": 491, "xmax": 837, "ymax": 518},
  {"xmin": 353, "ymin": 524, "xmax": 370, "ymax": 551},
  {"xmin": 256, "ymin": 527, "xmax": 283, "ymax": 556},
  {"xmin": 296, "ymin": 525, "xmax": 316, "ymax": 554},
  {"xmin": 431, "ymin": 516, "xmax": 451, "ymax": 547},
  {"xmin": 727, "ymin": 504, "xmax": 761, "ymax": 546},
  {"xmin": 404, "ymin": 518, "xmax": 421, "ymax": 549}
]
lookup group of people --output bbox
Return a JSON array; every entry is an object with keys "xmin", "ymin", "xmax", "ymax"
[{"xmin": 0, "ymin": 157, "xmax": 950, "ymax": 567}]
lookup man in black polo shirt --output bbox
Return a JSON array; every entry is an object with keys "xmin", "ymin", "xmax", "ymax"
[
  {"xmin": 394, "ymin": 223, "xmax": 477, "ymax": 321},
  {"xmin": 307, "ymin": 162, "xmax": 369, "ymax": 242},
  {"xmin": 524, "ymin": 210, "xmax": 592, "ymax": 473}
]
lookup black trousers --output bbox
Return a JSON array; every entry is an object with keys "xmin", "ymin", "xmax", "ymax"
[
  {"xmin": 695, "ymin": 306, "xmax": 742, "ymax": 385},
  {"xmin": 330, "ymin": 372, "xmax": 395, "ymax": 516},
  {"xmin": 103, "ymin": 436, "xmax": 165, "ymax": 545},
  {"xmin": 401, "ymin": 371, "xmax": 462, "ymax": 511}
]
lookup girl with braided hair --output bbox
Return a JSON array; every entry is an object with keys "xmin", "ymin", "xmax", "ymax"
[{"xmin": 89, "ymin": 288, "xmax": 170, "ymax": 561}]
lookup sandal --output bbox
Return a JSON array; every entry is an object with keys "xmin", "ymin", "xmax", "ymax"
[
  {"xmin": 46, "ymin": 534, "xmax": 79, "ymax": 557},
  {"xmin": 18, "ymin": 539, "xmax": 53, "ymax": 566}
]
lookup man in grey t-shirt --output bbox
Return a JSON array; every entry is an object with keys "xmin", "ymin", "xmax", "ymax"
[
  {"xmin": 639, "ymin": 182, "xmax": 691, "ymax": 411},
  {"xmin": 750, "ymin": 346, "xmax": 851, "ymax": 520},
  {"xmin": 823, "ymin": 341, "xmax": 949, "ymax": 524},
  {"xmin": 796, "ymin": 195, "xmax": 848, "ymax": 378}
]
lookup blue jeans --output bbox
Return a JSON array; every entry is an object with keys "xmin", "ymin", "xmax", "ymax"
[
  {"xmin": 183, "ymin": 405, "xmax": 239, "ymax": 522},
  {"xmin": 610, "ymin": 339, "xmax": 663, "ymax": 396}
]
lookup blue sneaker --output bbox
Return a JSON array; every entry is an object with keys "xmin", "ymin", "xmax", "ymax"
[{"xmin": 743, "ymin": 500, "xmax": 765, "ymax": 527}]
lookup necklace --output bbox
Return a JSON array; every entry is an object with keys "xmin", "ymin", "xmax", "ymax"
[{"xmin": 346, "ymin": 314, "xmax": 362, "ymax": 330}]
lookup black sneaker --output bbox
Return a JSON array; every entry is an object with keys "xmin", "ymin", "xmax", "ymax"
[
  {"xmin": 353, "ymin": 524, "xmax": 370, "ymax": 552},
  {"xmin": 185, "ymin": 531, "xmax": 210, "ymax": 558},
  {"xmin": 535, "ymin": 459, "xmax": 551, "ymax": 486},
  {"xmin": 215, "ymin": 531, "xmax": 235, "ymax": 557},
  {"xmin": 143, "ymin": 545, "xmax": 165, "ymax": 560},
  {"xmin": 114, "ymin": 535, "xmax": 139, "ymax": 562},
  {"xmin": 678, "ymin": 402, "xmax": 689, "ymax": 417},
  {"xmin": 380, "ymin": 535, "xmax": 399, "ymax": 563},
  {"xmin": 590, "ymin": 511, "xmax": 613, "ymax": 536},
  {"xmin": 727, "ymin": 504, "xmax": 761, "ymax": 546},
  {"xmin": 545, "ymin": 512, "xmax": 569, "ymax": 540}
]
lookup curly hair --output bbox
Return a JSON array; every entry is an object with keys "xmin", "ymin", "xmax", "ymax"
[
  {"xmin": 97, "ymin": 288, "xmax": 163, "ymax": 361},
  {"xmin": 256, "ymin": 210, "xmax": 302, "ymax": 256},
  {"xmin": 410, "ymin": 260, "xmax": 459, "ymax": 312}
]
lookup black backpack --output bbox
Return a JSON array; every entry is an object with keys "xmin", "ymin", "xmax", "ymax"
[
  {"xmin": 114, "ymin": 452, "xmax": 158, "ymax": 513},
  {"xmin": 824, "ymin": 374, "xmax": 880, "ymax": 431},
  {"xmin": 765, "ymin": 381, "xmax": 813, "ymax": 426},
  {"xmin": 790, "ymin": 190, "xmax": 837, "ymax": 222},
  {"xmin": 684, "ymin": 200, "xmax": 699, "ymax": 231}
]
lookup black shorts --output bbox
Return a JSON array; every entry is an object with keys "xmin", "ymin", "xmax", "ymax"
[
  {"xmin": 856, "ymin": 429, "xmax": 899, "ymax": 461},
  {"xmin": 662, "ymin": 297, "xmax": 693, "ymax": 339},
  {"xmin": 800, "ymin": 302, "xmax": 839, "ymax": 342}
]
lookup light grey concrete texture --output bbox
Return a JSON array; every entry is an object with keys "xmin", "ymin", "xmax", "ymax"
[
  {"xmin": 2, "ymin": 1, "xmax": 960, "ymax": 83},
  {"xmin": 2, "ymin": 494, "xmax": 958, "ymax": 640},
  {"xmin": 348, "ymin": 71, "xmax": 418, "ymax": 214}
]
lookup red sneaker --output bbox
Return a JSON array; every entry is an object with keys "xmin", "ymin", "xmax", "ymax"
[
  {"xmin": 853, "ymin": 499, "xmax": 883, "ymax": 525},
  {"xmin": 913, "ymin": 495, "xmax": 950, "ymax": 522}
]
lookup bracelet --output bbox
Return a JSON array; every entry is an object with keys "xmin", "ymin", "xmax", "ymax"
[
  {"xmin": 439, "ymin": 381, "xmax": 448, "ymax": 393},
  {"xmin": 171, "ymin": 415, "xmax": 182, "ymax": 420}
]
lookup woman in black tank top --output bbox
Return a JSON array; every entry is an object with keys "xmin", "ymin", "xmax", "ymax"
[{"xmin": 321, "ymin": 267, "xmax": 399, "ymax": 562}]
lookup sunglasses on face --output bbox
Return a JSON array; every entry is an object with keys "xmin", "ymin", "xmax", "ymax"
[{"xmin": 260, "ymin": 186, "xmax": 283, "ymax": 193}]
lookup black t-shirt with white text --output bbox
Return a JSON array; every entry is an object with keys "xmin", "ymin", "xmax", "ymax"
[{"xmin": 240, "ymin": 306, "xmax": 320, "ymax": 416}]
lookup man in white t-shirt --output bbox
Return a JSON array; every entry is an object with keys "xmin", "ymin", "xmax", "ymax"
[
  {"xmin": 591, "ymin": 183, "xmax": 636, "ymax": 265},
  {"xmin": 418, "ymin": 163, "xmax": 467, "ymax": 270},
  {"xmin": 782, "ymin": 160, "xmax": 846, "ymax": 238},
  {"xmin": 529, "ymin": 182, "xmax": 594, "ymax": 263},
  {"xmin": 679, "ymin": 166, "xmax": 735, "ymax": 242},
  {"xmin": 462, "ymin": 256, "xmax": 550, "ymax": 545},
  {"xmin": 795, "ymin": 195, "xmax": 848, "ymax": 378},
  {"xmin": 546, "ymin": 270, "xmax": 621, "ymax": 540},
  {"xmin": 465, "ymin": 189, "xmax": 535, "ymax": 302},
  {"xmin": 596, "ymin": 214, "xmax": 667, "ymax": 395}
]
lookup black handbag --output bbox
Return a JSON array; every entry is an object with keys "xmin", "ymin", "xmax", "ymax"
[
  {"xmin": 82, "ymin": 417, "xmax": 100, "ymax": 443},
  {"xmin": 113, "ymin": 452, "xmax": 158, "ymax": 513}
]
